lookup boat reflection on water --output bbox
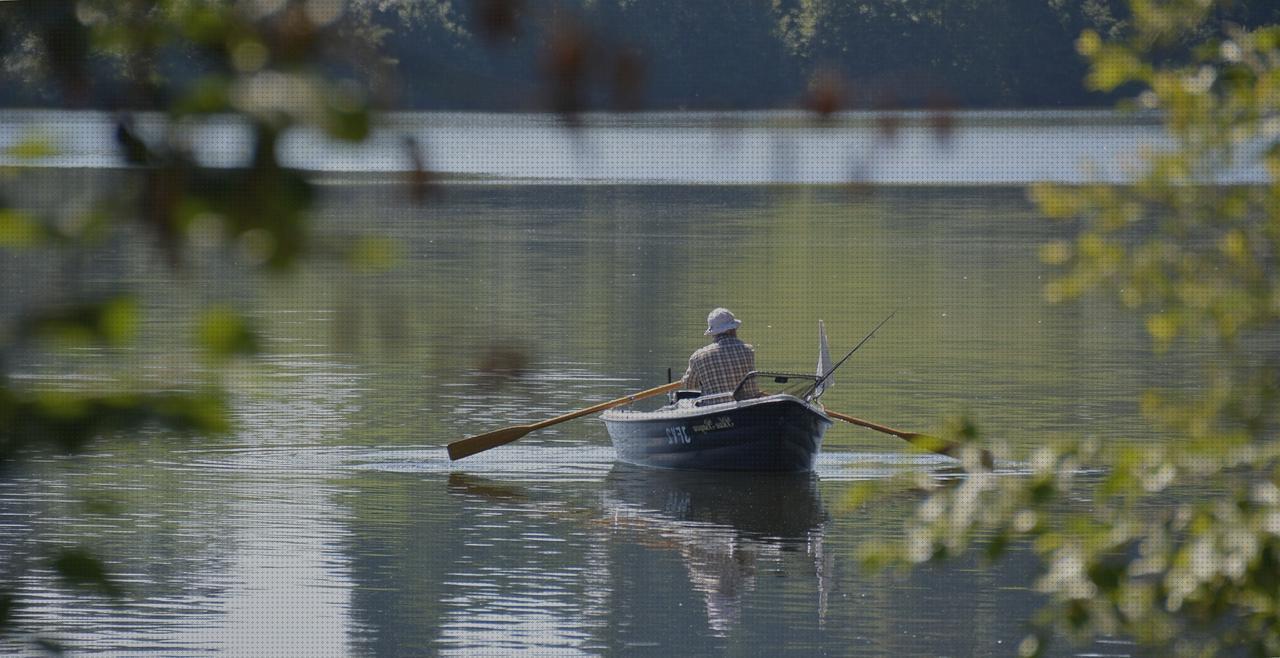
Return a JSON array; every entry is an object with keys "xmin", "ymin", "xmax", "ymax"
[
  {"xmin": 601, "ymin": 463, "xmax": 826, "ymax": 538},
  {"xmin": 442, "ymin": 466, "xmax": 834, "ymax": 641},
  {"xmin": 599, "ymin": 464, "xmax": 832, "ymax": 635}
]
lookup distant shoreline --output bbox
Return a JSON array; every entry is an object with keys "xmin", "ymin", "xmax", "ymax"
[
  {"xmin": 7, "ymin": 166, "xmax": 1257, "ymax": 192},
  {"xmin": 2, "ymin": 109, "xmax": 1250, "ymax": 186},
  {"xmin": 0, "ymin": 106, "xmax": 1165, "ymax": 127}
]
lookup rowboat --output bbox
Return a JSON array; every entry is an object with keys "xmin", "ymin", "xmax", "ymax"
[
  {"xmin": 601, "ymin": 372, "xmax": 833, "ymax": 472},
  {"xmin": 447, "ymin": 317, "xmax": 927, "ymax": 468},
  {"xmin": 601, "ymin": 320, "xmax": 845, "ymax": 472}
]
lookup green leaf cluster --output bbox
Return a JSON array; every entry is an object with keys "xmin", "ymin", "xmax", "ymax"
[
  {"xmin": 0, "ymin": 1, "xmax": 382, "ymax": 649},
  {"xmin": 880, "ymin": 2, "xmax": 1280, "ymax": 655}
]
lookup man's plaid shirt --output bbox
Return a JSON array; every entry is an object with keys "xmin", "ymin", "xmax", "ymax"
[{"xmin": 683, "ymin": 334, "xmax": 763, "ymax": 398}]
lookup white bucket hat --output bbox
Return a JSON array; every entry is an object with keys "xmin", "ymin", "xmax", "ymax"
[{"xmin": 704, "ymin": 307, "xmax": 742, "ymax": 335}]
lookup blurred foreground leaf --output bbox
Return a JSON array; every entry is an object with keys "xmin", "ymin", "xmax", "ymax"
[
  {"xmin": 197, "ymin": 306, "xmax": 259, "ymax": 361},
  {"xmin": 3, "ymin": 135, "xmax": 56, "ymax": 160},
  {"xmin": 0, "ymin": 209, "xmax": 46, "ymax": 247},
  {"xmin": 51, "ymin": 549, "xmax": 121, "ymax": 598},
  {"xmin": 347, "ymin": 236, "xmax": 404, "ymax": 273},
  {"xmin": 17, "ymin": 298, "xmax": 138, "ymax": 347},
  {"xmin": 1, "ymin": 388, "xmax": 230, "ymax": 458},
  {"xmin": 0, "ymin": 590, "xmax": 11, "ymax": 630}
]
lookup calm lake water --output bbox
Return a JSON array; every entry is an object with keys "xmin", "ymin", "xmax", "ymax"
[{"xmin": 0, "ymin": 112, "xmax": 1212, "ymax": 655}]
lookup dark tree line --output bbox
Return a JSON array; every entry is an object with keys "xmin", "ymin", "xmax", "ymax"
[{"xmin": 4, "ymin": 0, "xmax": 1279, "ymax": 111}]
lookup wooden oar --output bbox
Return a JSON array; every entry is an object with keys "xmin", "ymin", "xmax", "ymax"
[
  {"xmin": 447, "ymin": 380, "xmax": 683, "ymax": 460},
  {"xmin": 823, "ymin": 408, "xmax": 993, "ymax": 469}
]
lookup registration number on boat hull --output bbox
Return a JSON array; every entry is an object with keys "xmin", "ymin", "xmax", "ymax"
[{"xmin": 665, "ymin": 426, "xmax": 692, "ymax": 445}]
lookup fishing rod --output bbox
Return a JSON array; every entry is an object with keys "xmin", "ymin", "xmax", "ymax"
[{"xmin": 815, "ymin": 311, "xmax": 895, "ymax": 388}]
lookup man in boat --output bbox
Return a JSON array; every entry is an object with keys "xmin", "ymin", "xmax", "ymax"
[{"xmin": 683, "ymin": 307, "xmax": 765, "ymax": 399}]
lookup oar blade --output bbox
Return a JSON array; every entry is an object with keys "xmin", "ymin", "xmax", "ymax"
[
  {"xmin": 901, "ymin": 432, "xmax": 995, "ymax": 470},
  {"xmin": 445, "ymin": 381, "xmax": 681, "ymax": 462},
  {"xmin": 900, "ymin": 432, "xmax": 955, "ymax": 455},
  {"xmin": 824, "ymin": 408, "xmax": 994, "ymax": 470},
  {"xmin": 447, "ymin": 425, "xmax": 533, "ymax": 460}
]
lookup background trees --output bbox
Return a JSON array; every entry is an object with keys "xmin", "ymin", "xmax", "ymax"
[
  {"xmin": 7, "ymin": 1, "xmax": 1280, "ymax": 111},
  {"xmin": 3, "ymin": 0, "xmax": 1280, "ymax": 654}
]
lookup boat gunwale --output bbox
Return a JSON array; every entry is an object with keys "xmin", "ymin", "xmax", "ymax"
[{"xmin": 600, "ymin": 393, "xmax": 831, "ymax": 424}]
